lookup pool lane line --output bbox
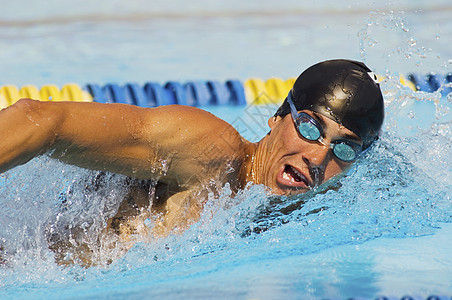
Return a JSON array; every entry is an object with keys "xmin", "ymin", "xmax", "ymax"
[{"xmin": 0, "ymin": 74, "xmax": 448, "ymax": 109}]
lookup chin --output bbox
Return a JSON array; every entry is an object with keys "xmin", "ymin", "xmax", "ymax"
[{"xmin": 272, "ymin": 184, "xmax": 310, "ymax": 196}]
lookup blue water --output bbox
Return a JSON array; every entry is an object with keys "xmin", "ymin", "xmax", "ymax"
[{"xmin": 1, "ymin": 0, "xmax": 452, "ymax": 299}]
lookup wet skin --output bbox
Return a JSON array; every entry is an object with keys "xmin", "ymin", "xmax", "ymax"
[
  {"xmin": 104, "ymin": 108, "xmax": 362, "ymax": 253},
  {"xmin": 251, "ymin": 110, "xmax": 362, "ymax": 196},
  {"xmin": 0, "ymin": 100, "xmax": 360, "ymax": 196},
  {"xmin": 0, "ymin": 99, "xmax": 361, "ymax": 265}
]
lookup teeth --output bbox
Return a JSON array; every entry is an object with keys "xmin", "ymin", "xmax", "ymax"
[
  {"xmin": 292, "ymin": 167, "xmax": 303, "ymax": 181},
  {"xmin": 283, "ymin": 166, "xmax": 306, "ymax": 184},
  {"xmin": 283, "ymin": 171, "xmax": 291, "ymax": 181}
]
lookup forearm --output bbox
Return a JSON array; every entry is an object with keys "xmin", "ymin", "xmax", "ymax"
[
  {"xmin": 0, "ymin": 99, "xmax": 149, "ymax": 176},
  {"xmin": 0, "ymin": 98, "xmax": 159, "ymax": 177},
  {"xmin": 0, "ymin": 99, "xmax": 62, "ymax": 173}
]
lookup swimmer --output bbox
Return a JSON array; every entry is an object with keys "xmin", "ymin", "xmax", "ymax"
[{"xmin": 0, "ymin": 59, "xmax": 384, "ymax": 265}]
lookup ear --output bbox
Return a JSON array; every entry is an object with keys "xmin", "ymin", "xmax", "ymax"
[{"xmin": 268, "ymin": 115, "xmax": 281, "ymax": 129}]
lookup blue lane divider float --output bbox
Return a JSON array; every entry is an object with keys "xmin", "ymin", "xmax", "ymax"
[
  {"xmin": 103, "ymin": 84, "xmax": 127, "ymax": 104},
  {"xmin": 143, "ymin": 82, "xmax": 166, "ymax": 106},
  {"xmin": 86, "ymin": 84, "xmax": 108, "ymax": 103},
  {"xmin": 206, "ymin": 80, "xmax": 231, "ymax": 106},
  {"xmin": 83, "ymin": 80, "xmax": 248, "ymax": 107},
  {"xmin": 225, "ymin": 80, "xmax": 247, "ymax": 105},
  {"xmin": 185, "ymin": 81, "xmax": 211, "ymax": 106},
  {"xmin": 408, "ymin": 73, "xmax": 452, "ymax": 96},
  {"xmin": 427, "ymin": 74, "xmax": 452, "ymax": 96},
  {"xmin": 125, "ymin": 83, "xmax": 148, "ymax": 107},
  {"xmin": 165, "ymin": 81, "xmax": 188, "ymax": 106}
]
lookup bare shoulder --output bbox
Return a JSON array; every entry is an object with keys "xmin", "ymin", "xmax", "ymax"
[
  {"xmin": 145, "ymin": 105, "xmax": 233, "ymax": 129},
  {"xmin": 141, "ymin": 105, "xmax": 248, "ymax": 151},
  {"xmin": 139, "ymin": 105, "xmax": 252, "ymax": 184}
]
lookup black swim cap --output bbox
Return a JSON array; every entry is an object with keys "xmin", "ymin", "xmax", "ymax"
[{"xmin": 275, "ymin": 59, "xmax": 384, "ymax": 149}]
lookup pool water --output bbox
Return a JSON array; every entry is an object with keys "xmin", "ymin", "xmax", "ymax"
[{"xmin": 1, "ymin": 0, "xmax": 451, "ymax": 299}]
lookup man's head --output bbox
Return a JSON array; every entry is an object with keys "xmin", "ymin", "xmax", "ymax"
[
  {"xmin": 254, "ymin": 59, "xmax": 384, "ymax": 195},
  {"xmin": 275, "ymin": 59, "xmax": 384, "ymax": 149}
]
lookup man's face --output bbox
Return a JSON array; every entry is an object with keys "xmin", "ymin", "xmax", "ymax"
[{"xmin": 256, "ymin": 110, "xmax": 362, "ymax": 196}]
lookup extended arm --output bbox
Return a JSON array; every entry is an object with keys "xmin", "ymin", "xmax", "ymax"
[{"xmin": 0, "ymin": 99, "xmax": 248, "ymax": 182}]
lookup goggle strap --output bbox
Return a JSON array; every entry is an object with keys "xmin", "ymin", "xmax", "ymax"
[{"xmin": 286, "ymin": 92, "xmax": 301, "ymax": 126}]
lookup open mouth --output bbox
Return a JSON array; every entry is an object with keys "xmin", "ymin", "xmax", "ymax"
[{"xmin": 278, "ymin": 164, "xmax": 310, "ymax": 188}]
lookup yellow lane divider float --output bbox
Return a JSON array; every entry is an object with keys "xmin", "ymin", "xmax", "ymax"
[
  {"xmin": 399, "ymin": 75, "xmax": 417, "ymax": 91},
  {"xmin": 19, "ymin": 85, "xmax": 40, "ymax": 99},
  {"xmin": 0, "ymin": 85, "xmax": 20, "ymax": 108},
  {"xmin": 244, "ymin": 77, "xmax": 296, "ymax": 105},
  {"xmin": 0, "ymin": 84, "xmax": 93, "ymax": 109},
  {"xmin": 0, "ymin": 93, "xmax": 7, "ymax": 109},
  {"xmin": 243, "ymin": 75, "xmax": 416, "ymax": 105}
]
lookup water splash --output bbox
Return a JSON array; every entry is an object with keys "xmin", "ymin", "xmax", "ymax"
[
  {"xmin": 357, "ymin": 10, "xmax": 449, "ymax": 74},
  {"xmin": 1, "ymin": 82, "xmax": 451, "ymax": 297},
  {"xmin": 0, "ymin": 158, "xmax": 133, "ymax": 285},
  {"xmin": 358, "ymin": 10, "xmax": 411, "ymax": 61},
  {"xmin": 1, "ymin": 96, "xmax": 451, "ymax": 296}
]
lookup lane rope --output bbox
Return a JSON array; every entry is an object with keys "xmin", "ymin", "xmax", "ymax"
[{"xmin": 0, "ymin": 74, "xmax": 449, "ymax": 109}]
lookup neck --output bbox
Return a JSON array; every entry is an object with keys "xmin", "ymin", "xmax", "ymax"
[
  {"xmin": 240, "ymin": 137, "xmax": 269, "ymax": 187},
  {"xmin": 236, "ymin": 141, "xmax": 258, "ymax": 188}
]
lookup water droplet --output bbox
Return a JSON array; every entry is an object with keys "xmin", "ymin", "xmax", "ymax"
[
  {"xmin": 160, "ymin": 160, "xmax": 169, "ymax": 173},
  {"xmin": 144, "ymin": 218, "xmax": 153, "ymax": 228},
  {"xmin": 447, "ymin": 92, "xmax": 452, "ymax": 103},
  {"xmin": 367, "ymin": 38, "xmax": 378, "ymax": 47},
  {"xmin": 400, "ymin": 21, "xmax": 409, "ymax": 32}
]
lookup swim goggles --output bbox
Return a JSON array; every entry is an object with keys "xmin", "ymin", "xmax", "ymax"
[{"xmin": 285, "ymin": 92, "xmax": 362, "ymax": 163}]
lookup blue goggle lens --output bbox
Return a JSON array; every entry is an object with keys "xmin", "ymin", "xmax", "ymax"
[
  {"xmin": 296, "ymin": 113, "xmax": 359, "ymax": 162},
  {"xmin": 332, "ymin": 142, "xmax": 357, "ymax": 162},
  {"xmin": 298, "ymin": 121, "xmax": 321, "ymax": 141}
]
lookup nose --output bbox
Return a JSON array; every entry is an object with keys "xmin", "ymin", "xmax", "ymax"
[{"xmin": 302, "ymin": 144, "xmax": 330, "ymax": 185}]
